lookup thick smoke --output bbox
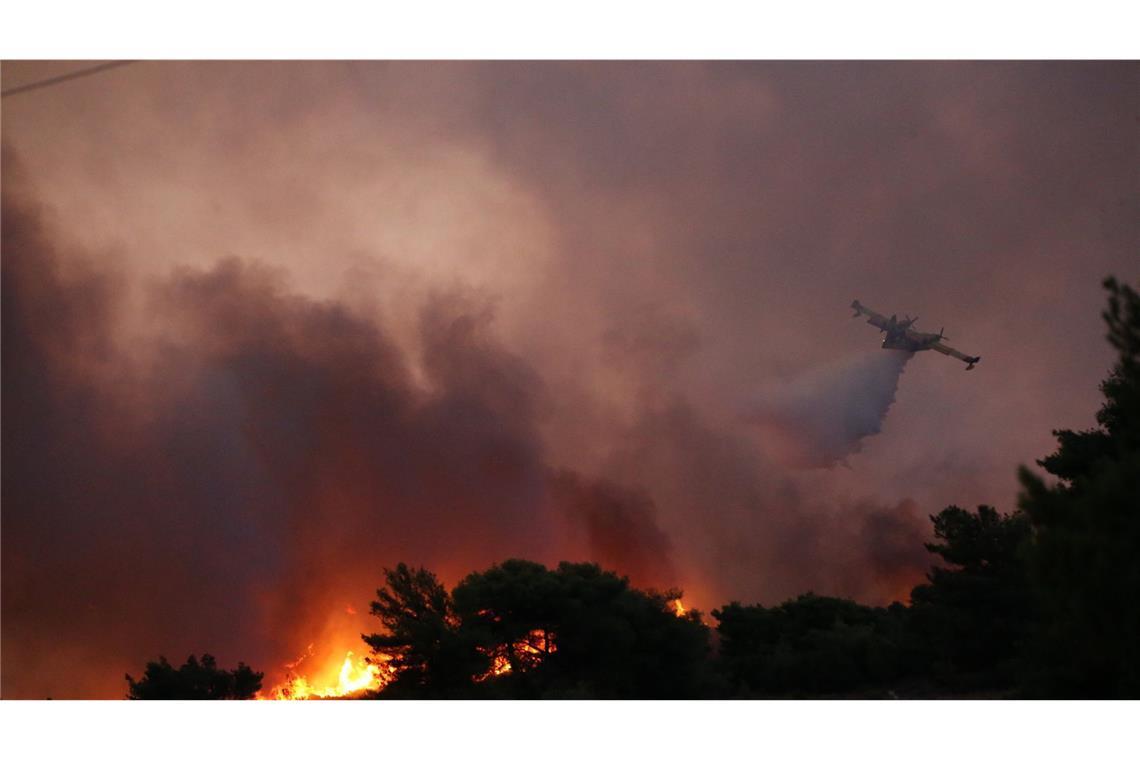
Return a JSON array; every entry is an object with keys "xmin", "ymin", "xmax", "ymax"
[
  {"xmin": 743, "ymin": 351, "xmax": 912, "ymax": 468},
  {"xmin": 547, "ymin": 470, "xmax": 676, "ymax": 589},
  {"xmin": 4, "ymin": 61, "xmax": 1135, "ymax": 699},
  {"xmin": 2, "ymin": 162, "xmax": 930, "ymax": 697},
  {"xmin": 829, "ymin": 499, "xmax": 931, "ymax": 603},
  {"xmin": 0, "ymin": 169, "xmax": 676, "ymax": 697},
  {"xmin": 600, "ymin": 395, "xmax": 931, "ymax": 607}
]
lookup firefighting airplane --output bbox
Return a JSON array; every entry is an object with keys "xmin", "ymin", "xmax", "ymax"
[{"xmin": 850, "ymin": 300, "xmax": 981, "ymax": 370}]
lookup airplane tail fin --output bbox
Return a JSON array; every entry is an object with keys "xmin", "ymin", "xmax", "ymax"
[{"xmin": 851, "ymin": 299, "xmax": 862, "ymax": 317}]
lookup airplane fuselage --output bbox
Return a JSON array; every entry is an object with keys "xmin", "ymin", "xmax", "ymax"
[{"xmin": 881, "ymin": 327, "xmax": 941, "ymax": 352}]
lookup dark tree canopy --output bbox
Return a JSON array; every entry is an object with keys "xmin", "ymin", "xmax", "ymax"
[
  {"xmin": 363, "ymin": 559, "xmax": 714, "ymax": 698},
  {"xmin": 455, "ymin": 560, "xmax": 714, "ymax": 698},
  {"xmin": 361, "ymin": 563, "xmax": 483, "ymax": 696},
  {"xmin": 713, "ymin": 594, "xmax": 909, "ymax": 696},
  {"xmin": 1017, "ymin": 277, "xmax": 1140, "ymax": 697},
  {"xmin": 125, "ymin": 654, "xmax": 262, "ymax": 699},
  {"xmin": 907, "ymin": 505, "xmax": 1033, "ymax": 691}
]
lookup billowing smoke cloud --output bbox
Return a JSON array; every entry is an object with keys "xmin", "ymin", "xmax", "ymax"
[
  {"xmin": 548, "ymin": 470, "xmax": 676, "ymax": 589},
  {"xmin": 0, "ymin": 165, "xmax": 675, "ymax": 697},
  {"xmin": 3, "ymin": 61, "xmax": 1136, "ymax": 699},
  {"xmin": 830, "ymin": 498, "xmax": 932, "ymax": 603},
  {"xmin": 598, "ymin": 394, "xmax": 931, "ymax": 608},
  {"xmin": 743, "ymin": 351, "xmax": 913, "ymax": 468},
  {"xmin": 1, "ymin": 158, "xmax": 930, "ymax": 698}
]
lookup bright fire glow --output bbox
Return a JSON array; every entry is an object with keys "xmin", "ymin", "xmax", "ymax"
[
  {"xmin": 485, "ymin": 654, "xmax": 513, "ymax": 679},
  {"xmin": 672, "ymin": 599, "xmax": 687, "ymax": 617},
  {"xmin": 265, "ymin": 623, "xmax": 561, "ymax": 695},
  {"xmin": 262, "ymin": 648, "xmax": 393, "ymax": 700},
  {"xmin": 474, "ymin": 628, "xmax": 556, "ymax": 682}
]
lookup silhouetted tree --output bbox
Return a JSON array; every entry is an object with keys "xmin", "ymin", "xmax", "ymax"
[
  {"xmin": 907, "ymin": 505, "xmax": 1033, "ymax": 691},
  {"xmin": 361, "ymin": 563, "xmax": 484, "ymax": 697},
  {"xmin": 125, "ymin": 654, "xmax": 262, "ymax": 699},
  {"xmin": 453, "ymin": 560, "xmax": 715, "ymax": 698},
  {"xmin": 363, "ymin": 559, "xmax": 715, "ymax": 698},
  {"xmin": 1017, "ymin": 277, "xmax": 1140, "ymax": 697},
  {"xmin": 713, "ymin": 594, "xmax": 908, "ymax": 697}
]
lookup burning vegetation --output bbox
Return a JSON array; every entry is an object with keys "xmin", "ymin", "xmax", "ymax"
[
  {"xmin": 243, "ymin": 561, "xmax": 686, "ymax": 700},
  {"xmin": 262, "ymin": 628, "xmax": 561, "ymax": 698},
  {"xmin": 352, "ymin": 560, "xmax": 711, "ymax": 698},
  {"xmin": 474, "ymin": 628, "xmax": 558, "ymax": 682},
  {"xmin": 262, "ymin": 647, "xmax": 395, "ymax": 700}
]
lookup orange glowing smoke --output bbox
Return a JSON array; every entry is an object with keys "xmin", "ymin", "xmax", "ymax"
[{"xmin": 262, "ymin": 647, "xmax": 394, "ymax": 700}]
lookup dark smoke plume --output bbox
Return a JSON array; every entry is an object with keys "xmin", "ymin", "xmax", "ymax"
[
  {"xmin": 830, "ymin": 498, "xmax": 932, "ymax": 603},
  {"xmin": 0, "ymin": 165, "xmax": 675, "ymax": 697},
  {"xmin": 5, "ymin": 60, "xmax": 1136, "ymax": 699},
  {"xmin": 548, "ymin": 470, "xmax": 676, "ymax": 589},
  {"xmin": 1, "ymin": 169, "xmax": 930, "ymax": 696}
]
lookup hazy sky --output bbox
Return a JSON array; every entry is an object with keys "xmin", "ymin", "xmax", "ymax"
[{"xmin": 3, "ymin": 61, "xmax": 1137, "ymax": 697}]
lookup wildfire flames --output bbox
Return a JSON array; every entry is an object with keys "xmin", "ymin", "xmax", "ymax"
[
  {"xmin": 262, "ymin": 647, "xmax": 393, "ymax": 700},
  {"xmin": 263, "ymin": 629, "xmax": 559, "ymax": 697},
  {"xmin": 263, "ymin": 603, "xmax": 687, "ymax": 697},
  {"xmin": 475, "ymin": 629, "xmax": 557, "ymax": 682}
]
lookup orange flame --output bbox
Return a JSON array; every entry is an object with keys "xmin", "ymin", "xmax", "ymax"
[
  {"xmin": 265, "ymin": 621, "xmax": 563, "ymax": 695},
  {"xmin": 262, "ymin": 648, "xmax": 394, "ymax": 700},
  {"xmin": 672, "ymin": 599, "xmax": 687, "ymax": 617},
  {"xmin": 474, "ymin": 628, "xmax": 556, "ymax": 682}
]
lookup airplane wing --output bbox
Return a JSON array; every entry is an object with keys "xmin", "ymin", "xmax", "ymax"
[
  {"xmin": 850, "ymin": 300, "xmax": 891, "ymax": 330},
  {"xmin": 930, "ymin": 341, "xmax": 981, "ymax": 370}
]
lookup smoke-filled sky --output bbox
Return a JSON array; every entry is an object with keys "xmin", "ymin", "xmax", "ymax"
[{"xmin": 2, "ymin": 61, "xmax": 1138, "ymax": 698}]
